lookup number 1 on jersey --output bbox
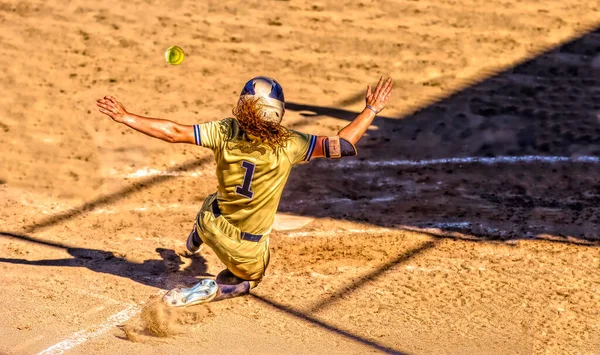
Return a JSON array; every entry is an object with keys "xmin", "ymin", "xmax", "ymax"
[{"xmin": 236, "ymin": 161, "xmax": 255, "ymax": 199}]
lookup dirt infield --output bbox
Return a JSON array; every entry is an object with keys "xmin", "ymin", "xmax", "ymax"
[{"xmin": 1, "ymin": 0, "xmax": 599, "ymax": 354}]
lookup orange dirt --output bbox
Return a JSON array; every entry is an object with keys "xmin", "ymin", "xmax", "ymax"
[{"xmin": 1, "ymin": 0, "xmax": 599, "ymax": 354}]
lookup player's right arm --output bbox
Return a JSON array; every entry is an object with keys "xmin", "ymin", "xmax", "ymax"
[
  {"xmin": 310, "ymin": 76, "xmax": 393, "ymax": 159},
  {"xmin": 96, "ymin": 96, "xmax": 197, "ymax": 144}
]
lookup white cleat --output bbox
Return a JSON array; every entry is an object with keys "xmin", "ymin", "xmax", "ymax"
[{"xmin": 163, "ymin": 279, "xmax": 219, "ymax": 307}]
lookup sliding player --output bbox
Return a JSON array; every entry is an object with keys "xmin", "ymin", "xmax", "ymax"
[{"xmin": 96, "ymin": 76, "xmax": 393, "ymax": 306}]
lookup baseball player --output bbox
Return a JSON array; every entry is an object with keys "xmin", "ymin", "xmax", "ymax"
[{"xmin": 96, "ymin": 76, "xmax": 393, "ymax": 306}]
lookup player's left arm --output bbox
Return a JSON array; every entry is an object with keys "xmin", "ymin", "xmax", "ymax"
[
  {"xmin": 310, "ymin": 76, "xmax": 393, "ymax": 159},
  {"xmin": 96, "ymin": 95, "xmax": 196, "ymax": 144}
]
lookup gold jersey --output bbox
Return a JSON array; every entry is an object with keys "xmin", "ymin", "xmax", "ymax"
[{"xmin": 195, "ymin": 118, "xmax": 316, "ymax": 234}]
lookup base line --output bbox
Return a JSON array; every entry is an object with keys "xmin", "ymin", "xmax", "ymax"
[
  {"xmin": 37, "ymin": 305, "xmax": 140, "ymax": 355},
  {"xmin": 116, "ymin": 156, "xmax": 600, "ymax": 179},
  {"xmin": 37, "ymin": 290, "xmax": 166, "ymax": 355},
  {"xmin": 336, "ymin": 155, "xmax": 600, "ymax": 168}
]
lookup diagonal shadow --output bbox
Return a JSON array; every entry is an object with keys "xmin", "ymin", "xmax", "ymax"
[
  {"xmin": 0, "ymin": 231, "xmax": 211, "ymax": 289},
  {"xmin": 250, "ymin": 293, "xmax": 409, "ymax": 355},
  {"xmin": 333, "ymin": 90, "xmax": 368, "ymax": 108},
  {"xmin": 330, "ymin": 77, "xmax": 403, "ymax": 108},
  {"xmin": 1, "ymin": 231, "xmax": 72, "ymax": 249},
  {"xmin": 280, "ymin": 26, "xmax": 600, "ymax": 243},
  {"xmin": 24, "ymin": 156, "xmax": 213, "ymax": 233},
  {"xmin": 286, "ymin": 102, "xmax": 396, "ymax": 121},
  {"xmin": 308, "ymin": 241, "xmax": 438, "ymax": 313}
]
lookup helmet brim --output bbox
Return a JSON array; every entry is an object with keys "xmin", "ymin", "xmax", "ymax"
[{"xmin": 239, "ymin": 95, "xmax": 285, "ymax": 123}]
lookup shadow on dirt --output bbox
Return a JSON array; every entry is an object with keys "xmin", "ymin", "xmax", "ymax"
[
  {"xmin": 281, "ymin": 26, "xmax": 600, "ymax": 242},
  {"xmin": 250, "ymin": 293, "xmax": 408, "ymax": 355},
  {"xmin": 22, "ymin": 156, "xmax": 213, "ymax": 234},
  {"xmin": 0, "ymin": 231, "xmax": 210, "ymax": 289},
  {"xmin": 0, "ymin": 230, "xmax": 414, "ymax": 354}
]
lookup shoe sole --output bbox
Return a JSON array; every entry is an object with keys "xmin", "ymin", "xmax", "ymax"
[{"xmin": 163, "ymin": 279, "xmax": 218, "ymax": 307}]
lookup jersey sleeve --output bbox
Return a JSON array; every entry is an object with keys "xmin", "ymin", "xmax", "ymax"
[
  {"xmin": 285, "ymin": 130, "xmax": 317, "ymax": 165},
  {"xmin": 193, "ymin": 118, "xmax": 232, "ymax": 150}
]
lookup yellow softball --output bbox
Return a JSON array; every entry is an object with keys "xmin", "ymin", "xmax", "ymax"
[{"xmin": 165, "ymin": 46, "xmax": 185, "ymax": 65}]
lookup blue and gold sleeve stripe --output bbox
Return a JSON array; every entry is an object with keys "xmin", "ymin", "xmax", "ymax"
[
  {"xmin": 304, "ymin": 135, "xmax": 317, "ymax": 161},
  {"xmin": 193, "ymin": 124, "xmax": 201, "ymax": 146}
]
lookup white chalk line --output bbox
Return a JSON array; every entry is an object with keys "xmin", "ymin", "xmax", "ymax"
[
  {"xmin": 282, "ymin": 225, "xmax": 482, "ymax": 238},
  {"xmin": 89, "ymin": 195, "xmax": 401, "ymax": 217},
  {"xmin": 292, "ymin": 196, "xmax": 399, "ymax": 206},
  {"xmin": 123, "ymin": 167, "xmax": 210, "ymax": 178},
  {"xmin": 402, "ymin": 222, "xmax": 505, "ymax": 236},
  {"xmin": 93, "ymin": 203, "xmax": 197, "ymax": 215},
  {"xmin": 282, "ymin": 222, "xmax": 508, "ymax": 239},
  {"xmin": 285, "ymin": 228, "xmax": 395, "ymax": 238},
  {"xmin": 110, "ymin": 156, "xmax": 600, "ymax": 179},
  {"xmin": 74, "ymin": 289, "xmax": 127, "ymax": 306},
  {"xmin": 37, "ymin": 304, "xmax": 140, "ymax": 355},
  {"xmin": 283, "ymin": 221, "xmax": 595, "ymax": 243},
  {"xmin": 37, "ymin": 290, "xmax": 166, "ymax": 355},
  {"xmin": 90, "ymin": 197, "xmax": 399, "ymax": 215},
  {"xmin": 336, "ymin": 155, "xmax": 600, "ymax": 168}
]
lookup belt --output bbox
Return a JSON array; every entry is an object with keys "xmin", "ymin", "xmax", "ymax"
[{"xmin": 211, "ymin": 199, "xmax": 264, "ymax": 242}]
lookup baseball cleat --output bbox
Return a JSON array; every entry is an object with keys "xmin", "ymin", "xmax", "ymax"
[{"xmin": 163, "ymin": 279, "xmax": 218, "ymax": 307}]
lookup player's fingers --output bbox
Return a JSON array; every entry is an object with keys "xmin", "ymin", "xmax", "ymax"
[
  {"xmin": 385, "ymin": 76, "xmax": 393, "ymax": 89},
  {"xmin": 379, "ymin": 77, "xmax": 392, "ymax": 97},
  {"xmin": 108, "ymin": 96, "xmax": 119, "ymax": 106},
  {"xmin": 104, "ymin": 96, "xmax": 118, "ymax": 106},
  {"xmin": 377, "ymin": 79, "xmax": 391, "ymax": 98},
  {"xmin": 97, "ymin": 101, "xmax": 118, "ymax": 114},
  {"xmin": 373, "ymin": 76, "xmax": 383, "ymax": 97},
  {"xmin": 98, "ymin": 108, "xmax": 114, "ymax": 117},
  {"xmin": 365, "ymin": 85, "xmax": 372, "ymax": 98},
  {"xmin": 381, "ymin": 79, "xmax": 393, "ymax": 98},
  {"xmin": 374, "ymin": 77, "xmax": 385, "ymax": 98},
  {"xmin": 98, "ymin": 99, "xmax": 114, "ymax": 109},
  {"xmin": 96, "ymin": 100, "xmax": 112, "ymax": 108}
]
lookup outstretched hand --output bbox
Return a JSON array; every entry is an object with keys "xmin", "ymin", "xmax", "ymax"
[
  {"xmin": 96, "ymin": 96, "xmax": 128, "ymax": 123},
  {"xmin": 365, "ymin": 77, "xmax": 393, "ymax": 113}
]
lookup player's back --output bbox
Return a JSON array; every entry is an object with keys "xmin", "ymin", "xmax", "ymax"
[{"xmin": 196, "ymin": 118, "xmax": 316, "ymax": 234}]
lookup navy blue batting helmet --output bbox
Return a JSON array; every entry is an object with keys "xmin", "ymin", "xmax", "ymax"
[{"xmin": 239, "ymin": 76, "xmax": 285, "ymax": 123}]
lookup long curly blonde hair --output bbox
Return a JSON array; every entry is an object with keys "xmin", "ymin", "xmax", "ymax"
[{"xmin": 232, "ymin": 97, "xmax": 290, "ymax": 149}]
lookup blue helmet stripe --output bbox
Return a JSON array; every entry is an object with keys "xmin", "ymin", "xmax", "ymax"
[
  {"xmin": 240, "ymin": 77, "xmax": 285, "ymax": 102},
  {"xmin": 240, "ymin": 80, "xmax": 256, "ymax": 96},
  {"xmin": 268, "ymin": 79, "xmax": 284, "ymax": 101}
]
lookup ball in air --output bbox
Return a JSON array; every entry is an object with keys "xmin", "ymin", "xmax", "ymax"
[{"xmin": 165, "ymin": 46, "xmax": 185, "ymax": 65}]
